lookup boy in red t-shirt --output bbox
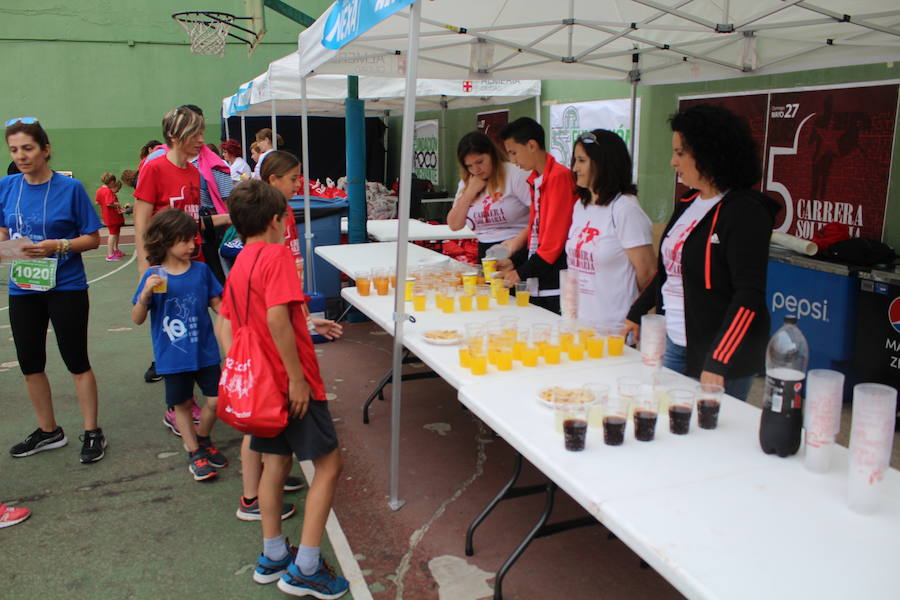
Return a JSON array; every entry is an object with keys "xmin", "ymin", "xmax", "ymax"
[{"xmin": 216, "ymin": 180, "xmax": 348, "ymax": 598}]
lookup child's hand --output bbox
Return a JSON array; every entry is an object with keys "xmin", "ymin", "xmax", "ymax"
[
  {"xmin": 312, "ymin": 318, "xmax": 343, "ymax": 340},
  {"xmin": 287, "ymin": 378, "xmax": 311, "ymax": 418},
  {"xmin": 142, "ymin": 275, "xmax": 162, "ymax": 297}
]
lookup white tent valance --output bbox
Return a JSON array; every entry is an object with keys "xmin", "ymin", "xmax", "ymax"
[
  {"xmin": 222, "ymin": 51, "xmax": 540, "ymax": 118},
  {"xmin": 297, "ymin": 0, "xmax": 900, "ymax": 84}
]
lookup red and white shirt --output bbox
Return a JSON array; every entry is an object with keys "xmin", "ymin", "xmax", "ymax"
[
  {"xmin": 134, "ymin": 156, "xmax": 204, "ymax": 261},
  {"xmin": 661, "ymin": 193, "xmax": 723, "ymax": 345},
  {"xmin": 565, "ymin": 194, "xmax": 652, "ymax": 327},
  {"xmin": 455, "ymin": 162, "xmax": 531, "ymax": 244}
]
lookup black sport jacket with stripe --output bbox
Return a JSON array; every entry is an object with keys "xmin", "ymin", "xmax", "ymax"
[{"xmin": 627, "ymin": 188, "xmax": 779, "ymax": 379}]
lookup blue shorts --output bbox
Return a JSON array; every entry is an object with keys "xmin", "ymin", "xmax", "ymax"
[{"xmin": 162, "ymin": 364, "xmax": 221, "ymax": 407}]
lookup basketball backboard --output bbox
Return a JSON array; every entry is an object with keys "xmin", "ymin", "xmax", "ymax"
[{"xmin": 245, "ymin": 0, "xmax": 266, "ymax": 55}]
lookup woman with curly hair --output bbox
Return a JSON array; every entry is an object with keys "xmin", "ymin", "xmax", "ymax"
[{"xmin": 624, "ymin": 104, "xmax": 778, "ymax": 400}]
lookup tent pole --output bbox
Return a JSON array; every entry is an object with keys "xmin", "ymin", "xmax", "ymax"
[
  {"xmin": 301, "ymin": 75, "xmax": 315, "ymax": 294},
  {"xmin": 241, "ymin": 116, "xmax": 247, "ymax": 158},
  {"xmin": 224, "ymin": 116, "xmax": 230, "ymax": 142},
  {"xmin": 383, "ymin": 110, "xmax": 390, "ymax": 185},
  {"xmin": 629, "ymin": 53, "xmax": 639, "ymax": 161},
  {"xmin": 534, "ymin": 94, "xmax": 541, "ymax": 125},
  {"xmin": 271, "ymin": 98, "xmax": 278, "ymax": 150},
  {"xmin": 389, "ymin": 0, "xmax": 421, "ymax": 512},
  {"xmin": 346, "ymin": 77, "xmax": 367, "ymax": 244}
]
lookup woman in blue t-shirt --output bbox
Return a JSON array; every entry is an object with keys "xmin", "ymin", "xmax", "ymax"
[{"xmin": 0, "ymin": 118, "xmax": 107, "ymax": 464}]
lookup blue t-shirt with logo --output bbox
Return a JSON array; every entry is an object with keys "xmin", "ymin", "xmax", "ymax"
[
  {"xmin": 132, "ymin": 261, "xmax": 223, "ymax": 375},
  {"xmin": 0, "ymin": 173, "xmax": 102, "ymax": 295}
]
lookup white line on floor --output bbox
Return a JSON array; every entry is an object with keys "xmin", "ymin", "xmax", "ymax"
[
  {"xmin": 393, "ymin": 419, "xmax": 491, "ymax": 600},
  {"xmin": 300, "ymin": 459, "xmax": 375, "ymax": 600}
]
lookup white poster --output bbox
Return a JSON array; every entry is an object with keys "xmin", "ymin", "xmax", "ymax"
[
  {"xmin": 548, "ymin": 99, "xmax": 640, "ymax": 180},
  {"xmin": 413, "ymin": 119, "xmax": 439, "ymax": 186}
]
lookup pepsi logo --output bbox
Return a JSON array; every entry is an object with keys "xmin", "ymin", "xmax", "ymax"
[{"xmin": 889, "ymin": 297, "xmax": 900, "ymax": 334}]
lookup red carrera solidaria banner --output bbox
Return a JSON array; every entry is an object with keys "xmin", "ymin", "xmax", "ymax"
[{"xmin": 678, "ymin": 84, "xmax": 898, "ymax": 241}]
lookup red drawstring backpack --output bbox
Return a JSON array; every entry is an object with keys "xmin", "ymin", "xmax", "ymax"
[{"xmin": 217, "ymin": 248, "xmax": 289, "ymax": 437}]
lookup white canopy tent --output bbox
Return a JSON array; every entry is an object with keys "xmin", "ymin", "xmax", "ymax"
[{"xmin": 292, "ymin": 0, "xmax": 900, "ymax": 510}]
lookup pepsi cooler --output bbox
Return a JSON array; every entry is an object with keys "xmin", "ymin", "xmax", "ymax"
[
  {"xmin": 766, "ymin": 248, "xmax": 860, "ymax": 372},
  {"xmin": 289, "ymin": 196, "xmax": 349, "ymax": 301},
  {"xmin": 854, "ymin": 269, "xmax": 900, "ymax": 391}
]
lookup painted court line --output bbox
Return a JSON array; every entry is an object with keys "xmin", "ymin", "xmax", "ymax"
[{"xmin": 300, "ymin": 459, "xmax": 374, "ymax": 600}]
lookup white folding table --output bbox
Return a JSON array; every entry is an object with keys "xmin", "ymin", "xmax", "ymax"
[
  {"xmin": 458, "ymin": 365, "xmax": 900, "ymax": 600},
  {"xmin": 338, "ymin": 218, "xmax": 475, "ymax": 241}
]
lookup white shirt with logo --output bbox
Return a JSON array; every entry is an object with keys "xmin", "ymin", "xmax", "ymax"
[
  {"xmin": 661, "ymin": 193, "xmax": 723, "ymax": 346},
  {"xmin": 565, "ymin": 194, "xmax": 652, "ymax": 327},
  {"xmin": 455, "ymin": 162, "xmax": 531, "ymax": 244}
]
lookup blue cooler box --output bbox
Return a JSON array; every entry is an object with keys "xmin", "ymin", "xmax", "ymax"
[
  {"xmin": 766, "ymin": 248, "xmax": 859, "ymax": 371},
  {"xmin": 289, "ymin": 196, "xmax": 349, "ymax": 300}
]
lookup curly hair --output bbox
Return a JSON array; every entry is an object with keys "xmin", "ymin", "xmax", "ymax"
[
  {"xmin": 143, "ymin": 209, "xmax": 197, "ymax": 266},
  {"xmin": 571, "ymin": 129, "xmax": 637, "ymax": 207},
  {"xmin": 669, "ymin": 104, "xmax": 760, "ymax": 191}
]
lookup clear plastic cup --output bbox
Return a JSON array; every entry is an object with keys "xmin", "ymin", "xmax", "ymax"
[
  {"xmin": 373, "ymin": 267, "xmax": 390, "ymax": 296},
  {"xmin": 355, "ymin": 270, "xmax": 371, "ymax": 296},
  {"xmin": 475, "ymin": 284, "xmax": 491, "ymax": 310},
  {"xmin": 804, "ymin": 369, "xmax": 845, "ymax": 473},
  {"xmin": 555, "ymin": 401, "xmax": 589, "ymax": 451},
  {"xmin": 640, "ymin": 314, "xmax": 666, "ymax": 368},
  {"xmin": 600, "ymin": 393, "xmax": 629, "ymax": 446},
  {"xmin": 697, "ymin": 382, "xmax": 724, "ymax": 430},
  {"xmin": 848, "ymin": 383, "xmax": 897, "ymax": 514},
  {"xmin": 606, "ymin": 325, "xmax": 625, "ymax": 356},
  {"xmin": 583, "ymin": 382, "xmax": 610, "ymax": 429},
  {"xmin": 668, "ymin": 388, "xmax": 695, "ymax": 435},
  {"xmin": 515, "ymin": 281, "xmax": 530, "ymax": 307},
  {"xmin": 633, "ymin": 387, "xmax": 660, "ymax": 442},
  {"xmin": 411, "ymin": 281, "xmax": 428, "ymax": 311},
  {"xmin": 148, "ymin": 266, "xmax": 168, "ymax": 294}
]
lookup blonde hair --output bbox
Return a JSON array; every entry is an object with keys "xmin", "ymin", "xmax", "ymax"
[{"xmin": 161, "ymin": 107, "xmax": 205, "ymax": 146}]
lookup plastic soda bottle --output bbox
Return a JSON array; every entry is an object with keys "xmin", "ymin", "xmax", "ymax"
[{"xmin": 759, "ymin": 315, "xmax": 809, "ymax": 457}]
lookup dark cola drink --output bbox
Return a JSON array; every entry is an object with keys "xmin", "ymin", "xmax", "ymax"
[
  {"xmin": 697, "ymin": 400, "xmax": 720, "ymax": 429},
  {"xmin": 563, "ymin": 419, "xmax": 587, "ymax": 451},
  {"xmin": 633, "ymin": 410, "xmax": 657, "ymax": 442},
  {"xmin": 602, "ymin": 416, "xmax": 626, "ymax": 446},
  {"xmin": 759, "ymin": 316, "xmax": 808, "ymax": 458},
  {"xmin": 668, "ymin": 405, "xmax": 692, "ymax": 435}
]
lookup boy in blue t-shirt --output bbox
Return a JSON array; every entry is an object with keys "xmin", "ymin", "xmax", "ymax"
[{"xmin": 131, "ymin": 209, "xmax": 227, "ymax": 481}]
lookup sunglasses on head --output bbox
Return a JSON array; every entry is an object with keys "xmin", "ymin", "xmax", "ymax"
[
  {"xmin": 5, "ymin": 117, "xmax": 39, "ymax": 127},
  {"xmin": 576, "ymin": 131, "xmax": 598, "ymax": 145}
]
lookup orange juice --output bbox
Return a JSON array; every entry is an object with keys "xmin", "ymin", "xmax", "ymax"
[
  {"xmin": 496, "ymin": 286, "xmax": 510, "ymax": 305},
  {"xmin": 586, "ymin": 336, "xmax": 604, "ymax": 358},
  {"xmin": 357, "ymin": 277, "xmax": 371, "ymax": 296},
  {"xmin": 568, "ymin": 343, "xmax": 585, "ymax": 361},
  {"xmin": 152, "ymin": 276, "xmax": 168, "ymax": 294},
  {"xmin": 496, "ymin": 349, "xmax": 514, "ymax": 371},
  {"xmin": 607, "ymin": 334, "xmax": 625, "ymax": 356},
  {"xmin": 458, "ymin": 347, "xmax": 471, "ymax": 368},
  {"xmin": 459, "ymin": 294, "xmax": 473, "ymax": 311},
  {"xmin": 559, "ymin": 332, "xmax": 574, "ymax": 352},
  {"xmin": 543, "ymin": 344, "xmax": 561, "ymax": 364},
  {"xmin": 578, "ymin": 328, "xmax": 596, "ymax": 346},
  {"xmin": 489, "ymin": 277, "xmax": 502, "ymax": 298},
  {"xmin": 482, "ymin": 259, "xmax": 497, "ymax": 279},
  {"xmin": 374, "ymin": 277, "xmax": 390, "ymax": 296},
  {"xmin": 441, "ymin": 296, "xmax": 455, "ymax": 313},
  {"xmin": 469, "ymin": 353, "xmax": 487, "ymax": 375},
  {"xmin": 462, "ymin": 273, "xmax": 477, "ymax": 295},
  {"xmin": 488, "ymin": 346, "xmax": 501, "ymax": 366},
  {"xmin": 522, "ymin": 345, "xmax": 540, "ymax": 367},
  {"xmin": 389, "ymin": 274, "xmax": 397, "ymax": 288},
  {"xmin": 412, "ymin": 294, "xmax": 427, "ymax": 311},
  {"xmin": 516, "ymin": 290, "xmax": 530, "ymax": 307},
  {"xmin": 513, "ymin": 340, "xmax": 527, "ymax": 360},
  {"xmin": 435, "ymin": 293, "xmax": 446, "ymax": 311},
  {"xmin": 405, "ymin": 278, "xmax": 415, "ymax": 301},
  {"xmin": 476, "ymin": 294, "xmax": 491, "ymax": 311}
]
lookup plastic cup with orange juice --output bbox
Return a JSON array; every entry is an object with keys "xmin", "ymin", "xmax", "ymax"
[
  {"xmin": 475, "ymin": 284, "xmax": 491, "ymax": 311},
  {"xmin": 495, "ymin": 284, "xmax": 510, "ymax": 306},
  {"xmin": 606, "ymin": 325, "xmax": 625, "ymax": 356},
  {"xmin": 462, "ymin": 272, "xmax": 478, "ymax": 295},
  {"xmin": 481, "ymin": 258, "xmax": 497, "ymax": 280},
  {"xmin": 458, "ymin": 293, "xmax": 473, "ymax": 311},
  {"xmin": 521, "ymin": 344, "xmax": 540, "ymax": 367},
  {"xmin": 458, "ymin": 347, "xmax": 471, "ymax": 368},
  {"xmin": 586, "ymin": 333, "xmax": 604, "ymax": 358},
  {"xmin": 515, "ymin": 281, "xmax": 530, "ymax": 307},
  {"xmin": 568, "ymin": 342, "xmax": 585, "ymax": 361},
  {"xmin": 411, "ymin": 281, "xmax": 427, "ymax": 311},
  {"xmin": 356, "ymin": 270, "xmax": 371, "ymax": 296},
  {"xmin": 469, "ymin": 352, "xmax": 488, "ymax": 375}
]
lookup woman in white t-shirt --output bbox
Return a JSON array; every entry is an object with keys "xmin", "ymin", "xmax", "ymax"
[
  {"xmin": 566, "ymin": 129, "xmax": 655, "ymax": 328},
  {"xmin": 447, "ymin": 131, "xmax": 531, "ymax": 258},
  {"xmin": 220, "ymin": 139, "xmax": 251, "ymax": 182}
]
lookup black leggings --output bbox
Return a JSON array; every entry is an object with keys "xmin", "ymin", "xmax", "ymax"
[{"xmin": 8, "ymin": 290, "xmax": 92, "ymax": 375}]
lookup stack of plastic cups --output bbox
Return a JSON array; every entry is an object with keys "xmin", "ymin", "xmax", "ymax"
[
  {"xmin": 640, "ymin": 314, "xmax": 666, "ymax": 379},
  {"xmin": 803, "ymin": 369, "xmax": 844, "ymax": 473},
  {"xmin": 848, "ymin": 383, "xmax": 897, "ymax": 514}
]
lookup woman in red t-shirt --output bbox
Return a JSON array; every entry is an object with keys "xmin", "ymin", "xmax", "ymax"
[
  {"xmin": 95, "ymin": 172, "xmax": 126, "ymax": 261},
  {"xmin": 133, "ymin": 106, "xmax": 205, "ymax": 275}
]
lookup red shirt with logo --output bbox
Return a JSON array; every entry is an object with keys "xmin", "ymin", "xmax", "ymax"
[{"xmin": 134, "ymin": 156, "xmax": 204, "ymax": 261}]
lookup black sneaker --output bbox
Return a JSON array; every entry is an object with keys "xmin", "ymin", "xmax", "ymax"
[
  {"xmin": 188, "ymin": 450, "xmax": 217, "ymax": 481},
  {"xmin": 236, "ymin": 497, "xmax": 296, "ymax": 522},
  {"xmin": 283, "ymin": 476, "xmax": 305, "ymax": 492},
  {"xmin": 199, "ymin": 439, "xmax": 228, "ymax": 468},
  {"xmin": 144, "ymin": 361, "xmax": 162, "ymax": 383},
  {"xmin": 79, "ymin": 429, "xmax": 107, "ymax": 463},
  {"xmin": 10, "ymin": 427, "xmax": 68, "ymax": 458}
]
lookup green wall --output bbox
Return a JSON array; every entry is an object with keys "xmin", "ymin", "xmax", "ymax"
[{"xmin": 0, "ymin": 0, "xmax": 331, "ymax": 201}]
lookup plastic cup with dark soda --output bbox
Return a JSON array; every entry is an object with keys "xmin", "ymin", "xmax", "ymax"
[
  {"xmin": 633, "ymin": 387, "xmax": 659, "ymax": 442},
  {"xmin": 667, "ymin": 388, "xmax": 695, "ymax": 435},
  {"xmin": 555, "ymin": 401, "xmax": 589, "ymax": 452},
  {"xmin": 600, "ymin": 392, "xmax": 629, "ymax": 446},
  {"xmin": 697, "ymin": 382, "xmax": 724, "ymax": 430}
]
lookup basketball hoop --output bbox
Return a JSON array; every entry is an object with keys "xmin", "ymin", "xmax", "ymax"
[{"xmin": 172, "ymin": 11, "xmax": 258, "ymax": 57}]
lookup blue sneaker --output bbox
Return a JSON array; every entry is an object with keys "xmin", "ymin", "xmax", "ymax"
[
  {"xmin": 276, "ymin": 560, "xmax": 349, "ymax": 599},
  {"xmin": 253, "ymin": 544, "xmax": 297, "ymax": 584}
]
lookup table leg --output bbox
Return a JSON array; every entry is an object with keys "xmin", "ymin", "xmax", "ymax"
[{"xmin": 362, "ymin": 350, "xmax": 441, "ymax": 424}]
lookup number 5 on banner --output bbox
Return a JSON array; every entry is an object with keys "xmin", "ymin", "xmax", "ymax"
[{"xmin": 766, "ymin": 112, "xmax": 815, "ymax": 233}]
